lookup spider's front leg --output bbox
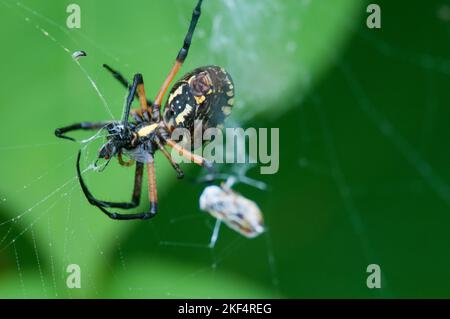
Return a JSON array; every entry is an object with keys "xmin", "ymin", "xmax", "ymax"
[
  {"xmin": 77, "ymin": 151, "xmax": 142, "ymax": 209},
  {"xmin": 55, "ymin": 122, "xmax": 111, "ymax": 142},
  {"xmin": 76, "ymin": 151, "xmax": 156, "ymax": 220}
]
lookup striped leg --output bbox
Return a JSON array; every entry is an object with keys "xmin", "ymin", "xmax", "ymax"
[{"xmin": 151, "ymin": 0, "xmax": 204, "ymax": 121}]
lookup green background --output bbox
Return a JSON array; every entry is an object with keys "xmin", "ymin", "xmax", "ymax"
[{"xmin": 0, "ymin": 0, "xmax": 449, "ymax": 298}]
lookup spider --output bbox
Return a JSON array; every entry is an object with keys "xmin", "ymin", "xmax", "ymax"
[{"xmin": 54, "ymin": 0, "xmax": 235, "ymax": 220}]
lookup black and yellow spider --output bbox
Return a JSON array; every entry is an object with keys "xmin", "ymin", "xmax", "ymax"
[{"xmin": 55, "ymin": 0, "xmax": 234, "ymax": 220}]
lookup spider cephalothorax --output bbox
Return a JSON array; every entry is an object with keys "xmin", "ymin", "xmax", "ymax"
[
  {"xmin": 98, "ymin": 123, "xmax": 135, "ymax": 160},
  {"xmin": 55, "ymin": 0, "xmax": 235, "ymax": 221}
]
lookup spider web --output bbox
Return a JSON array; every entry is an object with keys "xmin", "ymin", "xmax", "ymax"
[
  {"xmin": 293, "ymin": 2, "xmax": 450, "ymax": 297},
  {"xmin": 0, "ymin": 0, "xmax": 288, "ymax": 298},
  {"xmin": 2, "ymin": 0, "xmax": 445, "ymax": 298}
]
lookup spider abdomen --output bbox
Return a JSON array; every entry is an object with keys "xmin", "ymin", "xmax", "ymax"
[{"xmin": 163, "ymin": 65, "xmax": 234, "ymax": 135}]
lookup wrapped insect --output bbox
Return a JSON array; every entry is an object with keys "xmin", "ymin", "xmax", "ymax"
[{"xmin": 199, "ymin": 176, "xmax": 265, "ymax": 248}]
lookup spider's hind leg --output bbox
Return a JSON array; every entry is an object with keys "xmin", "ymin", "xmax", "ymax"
[
  {"xmin": 151, "ymin": 0, "xmax": 204, "ymax": 120},
  {"xmin": 176, "ymin": 0, "xmax": 204, "ymax": 63}
]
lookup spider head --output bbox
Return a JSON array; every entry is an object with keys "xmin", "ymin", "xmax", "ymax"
[
  {"xmin": 98, "ymin": 122, "xmax": 134, "ymax": 160},
  {"xmin": 98, "ymin": 141, "xmax": 116, "ymax": 160}
]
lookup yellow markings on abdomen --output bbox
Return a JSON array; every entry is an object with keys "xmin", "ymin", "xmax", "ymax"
[
  {"xmin": 221, "ymin": 106, "xmax": 232, "ymax": 115},
  {"xmin": 175, "ymin": 104, "xmax": 193, "ymax": 125},
  {"xmin": 167, "ymin": 85, "xmax": 185, "ymax": 105},
  {"xmin": 137, "ymin": 123, "xmax": 158, "ymax": 137},
  {"xmin": 194, "ymin": 95, "xmax": 206, "ymax": 105}
]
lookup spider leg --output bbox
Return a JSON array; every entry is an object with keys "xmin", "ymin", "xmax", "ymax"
[
  {"xmin": 130, "ymin": 73, "xmax": 152, "ymax": 121},
  {"xmin": 55, "ymin": 121, "xmax": 111, "ymax": 142},
  {"xmin": 147, "ymin": 162, "xmax": 158, "ymax": 216},
  {"xmin": 77, "ymin": 151, "xmax": 156, "ymax": 220},
  {"xmin": 118, "ymin": 152, "xmax": 135, "ymax": 167},
  {"xmin": 103, "ymin": 64, "xmax": 153, "ymax": 107},
  {"xmin": 163, "ymin": 137, "xmax": 213, "ymax": 170},
  {"xmin": 77, "ymin": 150, "xmax": 143, "ymax": 209},
  {"xmin": 155, "ymin": 138, "xmax": 184, "ymax": 179},
  {"xmin": 122, "ymin": 74, "xmax": 140, "ymax": 124},
  {"xmin": 176, "ymin": 0, "xmax": 204, "ymax": 63},
  {"xmin": 152, "ymin": 0, "xmax": 204, "ymax": 120}
]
